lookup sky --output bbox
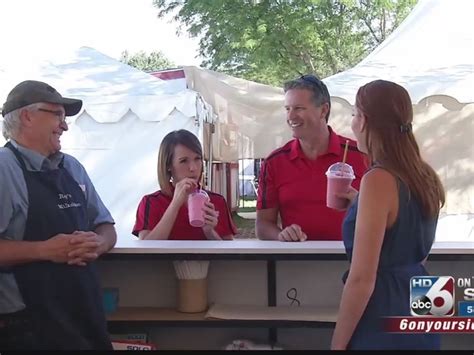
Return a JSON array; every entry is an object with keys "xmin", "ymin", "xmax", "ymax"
[{"xmin": 0, "ymin": 0, "xmax": 201, "ymax": 67}]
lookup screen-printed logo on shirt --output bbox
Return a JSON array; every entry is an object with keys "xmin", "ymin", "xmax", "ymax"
[{"xmin": 57, "ymin": 193, "xmax": 82, "ymax": 209}]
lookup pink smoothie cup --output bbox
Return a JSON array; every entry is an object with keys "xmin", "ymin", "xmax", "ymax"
[
  {"xmin": 188, "ymin": 189, "xmax": 209, "ymax": 227},
  {"xmin": 325, "ymin": 162, "xmax": 355, "ymax": 210}
]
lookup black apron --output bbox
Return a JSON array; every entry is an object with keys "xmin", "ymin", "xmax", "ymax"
[{"xmin": 5, "ymin": 142, "xmax": 112, "ymax": 350}]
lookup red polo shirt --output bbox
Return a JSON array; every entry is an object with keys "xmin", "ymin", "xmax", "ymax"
[
  {"xmin": 257, "ymin": 127, "xmax": 368, "ymax": 240},
  {"xmin": 133, "ymin": 190, "xmax": 237, "ymax": 240}
]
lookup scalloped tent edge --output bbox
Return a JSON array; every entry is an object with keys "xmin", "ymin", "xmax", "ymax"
[{"xmin": 324, "ymin": 0, "xmax": 474, "ymax": 105}]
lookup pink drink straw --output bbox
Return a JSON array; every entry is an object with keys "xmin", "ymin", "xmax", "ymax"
[{"xmin": 199, "ymin": 173, "xmax": 204, "ymax": 191}]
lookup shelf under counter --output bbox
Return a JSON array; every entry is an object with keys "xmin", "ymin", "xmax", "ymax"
[
  {"xmin": 106, "ymin": 306, "xmax": 337, "ymax": 328},
  {"xmin": 107, "ymin": 307, "xmax": 206, "ymax": 323}
]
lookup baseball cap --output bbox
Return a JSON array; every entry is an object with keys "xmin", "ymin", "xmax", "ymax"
[{"xmin": 2, "ymin": 80, "xmax": 82, "ymax": 117}]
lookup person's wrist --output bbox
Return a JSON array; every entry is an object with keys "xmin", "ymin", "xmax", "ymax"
[
  {"xmin": 202, "ymin": 225, "xmax": 213, "ymax": 233},
  {"xmin": 276, "ymin": 229, "xmax": 285, "ymax": 241},
  {"xmin": 95, "ymin": 234, "xmax": 108, "ymax": 255},
  {"xmin": 169, "ymin": 198, "xmax": 183, "ymax": 210},
  {"xmin": 203, "ymin": 228, "xmax": 221, "ymax": 240},
  {"xmin": 35, "ymin": 240, "xmax": 50, "ymax": 261},
  {"xmin": 202, "ymin": 226, "xmax": 216, "ymax": 237}
]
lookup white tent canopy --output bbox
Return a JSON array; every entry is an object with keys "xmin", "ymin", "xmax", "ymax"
[
  {"xmin": 324, "ymin": 0, "xmax": 474, "ymax": 105},
  {"xmin": 0, "ymin": 46, "xmax": 199, "ymax": 123},
  {"xmin": 184, "ymin": 66, "xmax": 291, "ymax": 161},
  {"xmin": 0, "ymin": 47, "xmax": 208, "ymax": 240}
]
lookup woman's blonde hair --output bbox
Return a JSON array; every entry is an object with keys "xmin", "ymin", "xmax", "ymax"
[
  {"xmin": 157, "ymin": 129, "xmax": 203, "ymax": 196},
  {"xmin": 356, "ymin": 80, "xmax": 445, "ymax": 218}
]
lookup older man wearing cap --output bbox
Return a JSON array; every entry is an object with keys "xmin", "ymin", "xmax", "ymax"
[
  {"xmin": 0, "ymin": 80, "xmax": 116, "ymax": 350},
  {"xmin": 256, "ymin": 75, "xmax": 368, "ymax": 242}
]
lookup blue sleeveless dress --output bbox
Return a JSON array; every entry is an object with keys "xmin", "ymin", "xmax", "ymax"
[{"xmin": 342, "ymin": 177, "xmax": 441, "ymax": 350}]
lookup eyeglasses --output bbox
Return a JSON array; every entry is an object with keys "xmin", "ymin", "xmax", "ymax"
[
  {"xmin": 37, "ymin": 108, "xmax": 69, "ymax": 124},
  {"xmin": 300, "ymin": 75, "xmax": 330, "ymax": 100},
  {"xmin": 299, "ymin": 74, "xmax": 332, "ymax": 120}
]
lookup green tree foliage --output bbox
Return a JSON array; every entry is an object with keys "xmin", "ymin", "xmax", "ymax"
[
  {"xmin": 120, "ymin": 50, "xmax": 175, "ymax": 72},
  {"xmin": 153, "ymin": 0, "xmax": 416, "ymax": 85}
]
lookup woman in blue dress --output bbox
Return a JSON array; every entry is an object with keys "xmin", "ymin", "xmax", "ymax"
[{"xmin": 331, "ymin": 80, "xmax": 445, "ymax": 350}]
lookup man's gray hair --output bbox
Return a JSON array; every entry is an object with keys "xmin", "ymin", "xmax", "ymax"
[
  {"xmin": 2, "ymin": 103, "xmax": 42, "ymax": 140},
  {"xmin": 283, "ymin": 75, "xmax": 332, "ymax": 122}
]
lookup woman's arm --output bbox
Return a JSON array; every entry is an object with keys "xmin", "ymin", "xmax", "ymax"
[
  {"xmin": 199, "ymin": 194, "xmax": 237, "ymax": 241},
  {"xmin": 139, "ymin": 201, "xmax": 181, "ymax": 240},
  {"xmin": 202, "ymin": 200, "xmax": 225, "ymax": 240},
  {"xmin": 140, "ymin": 178, "xmax": 197, "ymax": 240},
  {"xmin": 331, "ymin": 168, "xmax": 398, "ymax": 350}
]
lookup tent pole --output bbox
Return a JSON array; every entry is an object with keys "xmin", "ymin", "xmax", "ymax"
[
  {"xmin": 208, "ymin": 122, "xmax": 214, "ymax": 191},
  {"xmin": 241, "ymin": 138, "xmax": 245, "ymax": 209},
  {"xmin": 197, "ymin": 93, "xmax": 214, "ymax": 191}
]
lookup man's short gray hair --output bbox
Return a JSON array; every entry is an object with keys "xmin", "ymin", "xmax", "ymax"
[
  {"xmin": 2, "ymin": 103, "xmax": 42, "ymax": 140},
  {"xmin": 283, "ymin": 75, "xmax": 332, "ymax": 122}
]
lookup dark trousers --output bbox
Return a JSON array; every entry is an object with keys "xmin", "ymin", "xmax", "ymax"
[{"xmin": 0, "ymin": 309, "xmax": 36, "ymax": 350}]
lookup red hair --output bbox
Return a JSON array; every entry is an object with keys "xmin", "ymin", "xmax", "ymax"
[{"xmin": 356, "ymin": 80, "xmax": 444, "ymax": 218}]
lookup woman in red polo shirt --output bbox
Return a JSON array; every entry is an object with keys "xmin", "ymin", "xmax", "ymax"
[{"xmin": 133, "ymin": 129, "xmax": 236, "ymax": 240}]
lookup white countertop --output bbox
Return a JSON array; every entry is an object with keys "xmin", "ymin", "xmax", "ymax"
[{"xmin": 109, "ymin": 239, "xmax": 474, "ymax": 255}]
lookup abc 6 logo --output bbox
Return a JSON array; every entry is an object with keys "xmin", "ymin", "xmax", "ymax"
[{"xmin": 410, "ymin": 277, "xmax": 454, "ymax": 316}]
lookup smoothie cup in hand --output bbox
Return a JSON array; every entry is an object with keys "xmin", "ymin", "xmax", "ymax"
[
  {"xmin": 325, "ymin": 162, "xmax": 355, "ymax": 210},
  {"xmin": 188, "ymin": 189, "xmax": 210, "ymax": 227}
]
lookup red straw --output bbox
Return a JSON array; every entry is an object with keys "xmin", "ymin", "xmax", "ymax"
[{"xmin": 342, "ymin": 140, "xmax": 349, "ymax": 164}]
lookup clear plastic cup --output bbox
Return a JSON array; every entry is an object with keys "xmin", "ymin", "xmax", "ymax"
[
  {"xmin": 325, "ymin": 162, "xmax": 355, "ymax": 210},
  {"xmin": 187, "ymin": 189, "xmax": 209, "ymax": 227}
]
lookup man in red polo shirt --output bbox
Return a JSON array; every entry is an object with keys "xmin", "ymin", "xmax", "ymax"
[{"xmin": 256, "ymin": 75, "xmax": 367, "ymax": 241}]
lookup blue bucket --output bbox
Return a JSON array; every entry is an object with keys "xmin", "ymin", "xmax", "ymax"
[{"xmin": 102, "ymin": 287, "xmax": 119, "ymax": 314}]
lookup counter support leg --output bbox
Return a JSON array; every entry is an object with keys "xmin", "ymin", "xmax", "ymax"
[{"xmin": 267, "ymin": 260, "xmax": 277, "ymax": 344}]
